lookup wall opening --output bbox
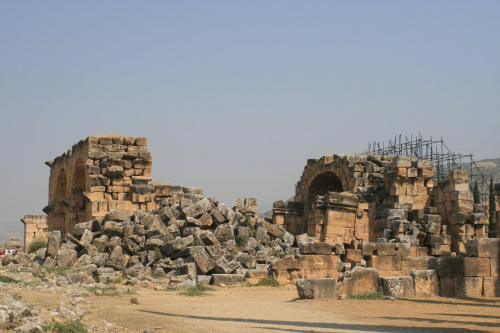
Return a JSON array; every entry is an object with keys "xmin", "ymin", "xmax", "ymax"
[
  {"xmin": 72, "ymin": 158, "xmax": 87, "ymax": 225},
  {"xmin": 307, "ymin": 171, "xmax": 343, "ymax": 207}
]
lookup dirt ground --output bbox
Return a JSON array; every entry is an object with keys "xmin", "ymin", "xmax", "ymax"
[{"xmin": 16, "ymin": 285, "xmax": 500, "ymax": 333}]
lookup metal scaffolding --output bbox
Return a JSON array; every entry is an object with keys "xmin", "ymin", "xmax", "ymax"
[{"xmin": 365, "ymin": 133, "xmax": 490, "ymax": 203}]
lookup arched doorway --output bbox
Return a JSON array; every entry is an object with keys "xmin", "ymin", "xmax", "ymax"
[{"xmin": 307, "ymin": 171, "xmax": 344, "ymax": 207}]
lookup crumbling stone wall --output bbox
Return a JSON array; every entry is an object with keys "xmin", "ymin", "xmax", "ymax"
[
  {"xmin": 20, "ymin": 215, "xmax": 48, "ymax": 252},
  {"xmin": 434, "ymin": 170, "xmax": 487, "ymax": 253},
  {"xmin": 430, "ymin": 238, "xmax": 500, "ymax": 297},
  {"xmin": 42, "ymin": 135, "xmax": 204, "ymax": 236},
  {"xmin": 274, "ymin": 154, "xmax": 435, "ymax": 245},
  {"xmin": 43, "ymin": 135, "xmax": 154, "ymax": 235}
]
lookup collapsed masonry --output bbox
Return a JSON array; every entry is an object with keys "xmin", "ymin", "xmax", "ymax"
[
  {"xmin": 273, "ymin": 153, "xmax": 499, "ymax": 297},
  {"xmin": 273, "ymin": 154, "xmax": 493, "ymax": 252},
  {"xmin": 19, "ymin": 136, "xmax": 499, "ymax": 298}
]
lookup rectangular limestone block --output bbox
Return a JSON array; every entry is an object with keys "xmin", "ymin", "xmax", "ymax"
[
  {"xmin": 407, "ymin": 168, "xmax": 418, "ymax": 178},
  {"xmin": 483, "ymin": 277, "xmax": 500, "ymax": 297},
  {"xmin": 298, "ymin": 254, "xmax": 338, "ymax": 273},
  {"xmin": 382, "ymin": 276, "xmax": 415, "ymax": 297},
  {"xmin": 411, "ymin": 269, "xmax": 439, "ymax": 297},
  {"xmin": 454, "ymin": 277, "xmax": 483, "ymax": 298},
  {"xmin": 367, "ymin": 255, "xmax": 401, "ymax": 271},
  {"xmin": 359, "ymin": 242, "xmax": 410, "ymax": 257},
  {"xmin": 132, "ymin": 193, "xmax": 154, "ymax": 203},
  {"xmin": 342, "ymin": 249, "xmax": 362, "ymax": 263},
  {"xmin": 439, "ymin": 277, "xmax": 455, "ymax": 297},
  {"xmin": 466, "ymin": 238, "xmax": 500, "ymax": 258},
  {"xmin": 428, "ymin": 245, "xmax": 451, "ymax": 256},
  {"xmin": 490, "ymin": 257, "xmax": 500, "ymax": 277},
  {"xmin": 401, "ymin": 256, "xmax": 430, "ymax": 271},
  {"xmin": 418, "ymin": 168, "xmax": 433, "ymax": 178},
  {"xmin": 377, "ymin": 270, "xmax": 408, "ymax": 277},
  {"xmin": 429, "ymin": 257, "xmax": 491, "ymax": 278},
  {"xmin": 410, "ymin": 246, "xmax": 429, "ymax": 257},
  {"xmin": 272, "ymin": 256, "xmax": 299, "ymax": 270},
  {"xmin": 396, "ymin": 195, "xmax": 414, "ymax": 204},
  {"xmin": 397, "ymin": 168, "xmax": 408, "ymax": 177},
  {"xmin": 415, "ymin": 160, "xmax": 433, "ymax": 170},
  {"xmin": 413, "ymin": 177, "xmax": 425, "ymax": 186}
]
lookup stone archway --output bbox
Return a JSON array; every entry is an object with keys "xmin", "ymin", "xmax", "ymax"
[
  {"xmin": 306, "ymin": 171, "xmax": 344, "ymax": 207},
  {"xmin": 71, "ymin": 158, "xmax": 87, "ymax": 226}
]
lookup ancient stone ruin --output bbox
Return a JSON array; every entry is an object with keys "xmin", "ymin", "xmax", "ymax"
[{"xmin": 16, "ymin": 135, "xmax": 499, "ymax": 300}]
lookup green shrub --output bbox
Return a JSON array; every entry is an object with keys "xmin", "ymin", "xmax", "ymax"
[
  {"xmin": 42, "ymin": 320, "xmax": 87, "ymax": 333},
  {"xmin": 348, "ymin": 292, "xmax": 385, "ymax": 300},
  {"xmin": 153, "ymin": 247, "xmax": 163, "ymax": 260},
  {"xmin": 0, "ymin": 275, "xmax": 18, "ymax": 283},
  {"xmin": 28, "ymin": 238, "xmax": 47, "ymax": 254},
  {"xmin": 245, "ymin": 216, "xmax": 257, "ymax": 238},
  {"xmin": 179, "ymin": 283, "xmax": 214, "ymax": 297},
  {"xmin": 44, "ymin": 266, "xmax": 72, "ymax": 276},
  {"xmin": 235, "ymin": 235, "xmax": 249, "ymax": 248},
  {"xmin": 258, "ymin": 275, "xmax": 279, "ymax": 287},
  {"xmin": 279, "ymin": 252, "xmax": 294, "ymax": 259}
]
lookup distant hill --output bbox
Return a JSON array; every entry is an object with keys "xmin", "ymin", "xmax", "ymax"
[
  {"xmin": 0, "ymin": 231, "xmax": 23, "ymax": 246},
  {"xmin": 469, "ymin": 157, "xmax": 500, "ymax": 188}
]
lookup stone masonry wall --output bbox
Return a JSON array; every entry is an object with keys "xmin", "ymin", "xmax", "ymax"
[
  {"xmin": 44, "ymin": 135, "xmax": 202, "ymax": 236},
  {"xmin": 20, "ymin": 214, "xmax": 48, "ymax": 252},
  {"xmin": 433, "ymin": 170, "xmax": 485, "ymax": 254},
  {"xmin": 274, "ymin": 154, "xmax": 434, "ymax": 244}
]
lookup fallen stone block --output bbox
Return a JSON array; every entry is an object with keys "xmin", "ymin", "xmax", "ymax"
[
  {"xmin": 183, "ymin": 198, "xmax": 212, "ymax": 218},
  {"xmin": 55, "ymin": 243, "xmax": 78, "ymax": 267},
  {"xmin": 342, "ymin": 249, "xmax": 362, "ymax": 263},
  {"xmin": 214, "ymin": 257, "xmax": 240, "ymax": 274},
  {"xmin": 106, "ymin": 246, "xmax": 129, "ymax": 270},
  {"xmin": 337, "ymin": 267, "xmax": 379, "ymax": 297},
  {"xmin": 296, "ymin": 278, "xmax": 337, "ymax": 299},
  {"xmin": 46, "ymin": 231, "xmax": 62, "ymax": 257},
  {"xmin": 103, "ymin": 210, "xmax": 131, "ymax": 222},
  {"xmin": 258, "ymin": 220, "xmax": 285, "ymax": 238},
  {"xmin": 187, "ymin": 250, "xmax": 216, "ymax": 274},
  {"xmin": 410, "ymin": 269, "xmax": 439, "ymax": 297},
  {"xmin": 382, "ymin": 276, "xmax": 415, "ymax": 298},
  {"xmin": 214, "ymin": 224, "xmax": 235, "ymax": 244},
  {"xmin": 197, "ymin": 275, "xmax": 212, "ymax": 285},
  {"xmin": 212, "ymin": 274, "xmax": 245, "ymax": 286}
]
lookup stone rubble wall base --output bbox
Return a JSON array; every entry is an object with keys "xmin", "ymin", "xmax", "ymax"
[{"xmin": 432, "ymin": 238, "xmax": 500, "ymax": 298}]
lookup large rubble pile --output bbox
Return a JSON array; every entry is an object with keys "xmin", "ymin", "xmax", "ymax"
[{"xmin": 10, "ymin": 190, "xmax": 328, "ymax": 288}]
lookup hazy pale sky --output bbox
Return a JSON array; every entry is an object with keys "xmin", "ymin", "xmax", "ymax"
[{"xmin": 1, "ymin": 2, "xmax": 499, "ymax": 236}]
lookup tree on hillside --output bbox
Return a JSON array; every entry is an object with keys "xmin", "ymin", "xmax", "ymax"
[
  {"xmin": 473, "ymin": 181, "xmax": 480, "ymax": 204},
  {"xmin": 489, "ymin": 176, "xmax": 498, "ymax": 238}
]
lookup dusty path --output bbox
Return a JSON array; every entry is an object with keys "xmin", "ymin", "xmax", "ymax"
[
  {"xmin": 13, "ymin": 285, "xmax": 500, "ymax": 332},
  {"xmin": 84, "ymin": 286, "xmax": 500, "ymax": 332}
]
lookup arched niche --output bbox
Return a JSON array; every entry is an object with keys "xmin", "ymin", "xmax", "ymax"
[{"xmin": 307, "ymin": 171, "xmax": 343, "ymax": 207}]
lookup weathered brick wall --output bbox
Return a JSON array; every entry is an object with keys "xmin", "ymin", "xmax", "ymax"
[
  {"xmin": 20, "ymin": 214, "xmax": 48, "ymax": 252},
  {"xmin": 433, "ymin": 170, "xmax": 487, "ymax": 254},
  {"xmin": 430, "ymin": 238, "xmax": 500, "ymax": 297},
  {"xmin": 43, "ymin": 135, "xmax": 201, "ymax": 236},
  {"xmin": 274, "ymin": 154, "xmax": 434, "ymax": 244}
]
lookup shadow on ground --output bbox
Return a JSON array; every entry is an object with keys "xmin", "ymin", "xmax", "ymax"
[{"xmin": 139, "ymin": 310, "xmax": 487, "ymax": 332}]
